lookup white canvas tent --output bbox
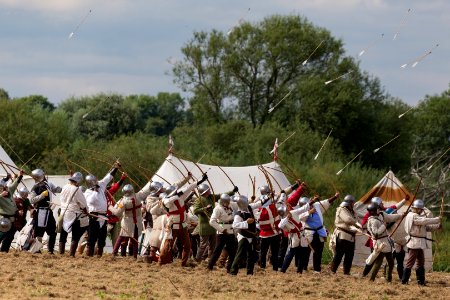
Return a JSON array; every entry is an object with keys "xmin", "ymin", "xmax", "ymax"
[
  {"xmin": 151, "ymin": 154, "xmax": 291, "ymax": 197},
  {"xmin": 353, "ymin": 170, "xmax": 433, "ymax": 271}
]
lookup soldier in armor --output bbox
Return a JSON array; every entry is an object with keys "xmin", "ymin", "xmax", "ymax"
[
  {"xmin": 301, "ymin": 192, "xmax": 339, "ymax": 273},
  {"xmin": 158, "ymin": 173, "xmax": 208, "ymax": 267},
  {"xmin": 230, "ymin": 194, "xmax": 268, "ymax": 275},
  {"xmin": 0, "ymin": 170, "xmax": 25, "ymax": 252},
  {"xmin": 207, "ymin": 193, "xmax": 237, "ymax": 272},
  {"xmin": 142, "ymin": 176, "xmax": 191, "ymax": 261},
  {"xmin": 257, "ymin": 185, "xmax": 282, "ymax": 271},
  {"xmin": 364, "ymin": 202, "xmax": 402, "ymax": 281},
  {"xmin": 278, "ymin": 200, "xmax": 312, "ymax": 273},
  {"xmin": 402, "ymin": 199, "xmax": 441, "ymax": 285},
  {"xmin": 329, "ymin": 195, "xmax": 361, "ymax": 275},
  {"xmin": 84, "ymin": 162, "xmax": 120, "ymax": 257},
  {"xmin": 29, "ymin": 168, "xmax": 62, "ymax": 254},
  {"xmin": 109, "ymin": 182, "xmax": 152, "ymax": 258},
  {"xmin": 194, "ymin": 183, "xmax": 238, "ymax": 263},
  {"xmin": 58, "ymin": 172, "xmax": 89, "ymax": 257}
]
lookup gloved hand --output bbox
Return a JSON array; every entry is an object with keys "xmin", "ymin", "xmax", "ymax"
[
  {"xmin": 197, "ymin": 173, "xmax": 208, "ymax": 185},
  {"xmin": 291, "ymin": 181, "xmax": 299, "ymax": 191},
  {"xmin": 233, "ymin": 186, "xmax": 239, "ymax": 193},
  {"xmin": 41, "ymin": 190, "xmax": 49, "ymax": 197}
]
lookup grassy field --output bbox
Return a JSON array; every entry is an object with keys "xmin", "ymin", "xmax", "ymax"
[{"xmin": 0, "ymin": 251, "xmax": 449, "ymax": 300}]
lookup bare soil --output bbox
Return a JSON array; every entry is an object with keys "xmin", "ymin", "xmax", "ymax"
[{"xmin": 0, "ymin": 251, "xmax": 449, "ymax": 299}]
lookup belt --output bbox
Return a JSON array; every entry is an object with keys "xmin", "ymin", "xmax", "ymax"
[
  {"xmin": 336, "ymin": 227, "xmax": 356, "ymax": 236},
  {"xmin": 304, "ymin": 225, "xmax": 324, "ymax": 232},
  {"xmin": 222, "ymin": 221, "xmax": 233, "ymax": 225},
  {"xmin": 91, "ymin": 212, "xmax": 107, "ymax": 216},
  {"xmin": 408, "ymin": 235, "xmax": 434, "ymax": 242}
]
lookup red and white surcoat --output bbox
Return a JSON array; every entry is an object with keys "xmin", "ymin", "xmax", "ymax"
[
  {"xmin": 163, "ymin": 183, "xmax": 197, "ymax": 230},
  {"xmin": 258, "ymin": 203, "xmax": 280, "ymax": 238}
]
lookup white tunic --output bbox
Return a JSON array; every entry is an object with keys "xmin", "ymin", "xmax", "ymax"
[
  {"xmin": 84, "ymin": 173, "xmax": 113, "ymax": 213},
  {"xmin": 59, "ymin": 183, "xmax": 88, "ymax": 232},
  {"xmin": 209, "ymin": 204, "xmax": 234, "ymax": 234},
  {"xmin": 367, "ymin": 212, "xmax": 402, "ymax": 253},
  {"xmin": 404, "ymin": 211, "xmax": 440, "ymax": 249}
]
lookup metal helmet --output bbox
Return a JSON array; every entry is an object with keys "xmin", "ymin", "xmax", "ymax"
[
  {"xmin": 235, "ymin": 195, "xmax": 249, "ymax": 210},
  {"xmin": 165, "ymin": 185, "xmax": 177, "ymax": 197},
  {"xmin": 18, "ymin": 186, "xmax": 29, "ymax": 198},
  {"xmin": 85, "ymin": 174, "xmax": 98, "ymax": 188},
  {"xmin": 367, "ymin": 202, "xmax": 379, "ymax": 214},
  {"xmin": 371, "ymin": 197, "xmax": 383, "ymax": 206},
  {"xmin": 122, "ymin": 184, "xmax": 134, "ymax": 196},
  {"xmin": 69, "ymin": 172, "xmax": 83, "ymax": 185},
  {"xmin": 260, "ymin": 185, "xmax": 270, "ymax": 195},
  {"xmin": 412, "ymin": 199, "xmax": 425, "ymax": 209},
  {"xmin": 340, "ymin": 201, "xmax": 351, "ymax": 208},
  {"xmin": 343, "ymin": 195, "xmax": 356, "ymax": 203},
  {"xmin": 277, "ymin": 193, "xmax": 287, "ymax": 204},
  {"xmin": 277, "ymin": 204, "xmax": 288, "ymax": 218},
  {"xmin": 219, "ymin": 194, "xmax": 231, "ymax": 207},
  {"xmin": 150, "ymin": 181, "xmax": 163, "ymax": 195},
  {"xmin": 298, "ymin": 197, "xmax": 310, "ymax": 207},
  {"xmin": 197, "ymin": 183, "xmax": 210, "ymax": 196},
  {"xmin": 31, "ymin": 168, "xmax": 45, "ymax": 182},
  {"xmin": 0, "ymin": 217, "xmax": 12, "ymax": 233}
]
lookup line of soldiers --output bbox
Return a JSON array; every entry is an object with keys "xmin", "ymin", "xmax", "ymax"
[{"xmin": 0, "ymin": 166, "xmax": 443, "ymax": 286}]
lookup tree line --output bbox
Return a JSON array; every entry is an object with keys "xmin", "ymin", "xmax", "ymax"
[{"xmin": 0, "ymin": 14, "xmax": 448, "ymax": 206}]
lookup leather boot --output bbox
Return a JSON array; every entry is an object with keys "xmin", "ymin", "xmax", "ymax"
[
  {"xmin": 401, "ymin": 268, "xmax": 411, "ymax": 284},
  {"xmin": 120, "ymin": 244, "xmax": 127, "ymax": 257},
  {"xmin": 329, "ymin": 262, "xmax": 338, "ymax": 273},
  {"xmin": 416, "ymin": 266, "xmax": 425, "ymax": 286},
  {"xmin": 97, "ymin": 247, "xmax": 104, "ymax": 258},
  {"xmin": 362, "ymin": 264, "xmax": 372, "ymax": 277},
  {"xmin": 86, "ymin": 245, "xmax": 94, "ymax": 257},
  {"xmin": 77, "ymin": 243, "xmax": 86, "ymax": 255},
  {"xmin": 70, "ymin": 241, "xmax": 78, "ymax": 257},
  {"xmin": 59, "ymin": 242, "xmax": 65, "ymax": 255},
  {"xmin": 47, "ymin": 235, "xmax": 56, "ymax": 254}
]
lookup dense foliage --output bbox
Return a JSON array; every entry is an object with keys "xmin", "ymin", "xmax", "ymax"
[{"xmin": 0, "ymin": 14, "xmax": 448, "ymax": 207}]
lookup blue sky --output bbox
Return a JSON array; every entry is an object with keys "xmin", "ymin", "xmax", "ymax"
[{"xmin": 0, "ymin": 0, "xmax": 448, "ymax": 105}]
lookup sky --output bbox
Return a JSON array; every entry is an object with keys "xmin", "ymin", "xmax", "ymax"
[{"xmin": 0, "ymin": 0, "xmax": 449, "ymax": 106}]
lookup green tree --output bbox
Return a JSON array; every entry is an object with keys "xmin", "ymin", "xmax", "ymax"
[
  {"xmin": 58, "ymin": 93, "xmax": 140, "ymax": 140},
  {"xmin": 125, "ymin": 92, "xmax": 186, "ymax": 136},
  {"xmin": 15, "ymin": 95, "xmax": 55, "ymax": 111},
  {"xmin": 0, "ymin": 88, "xmax": 9, "ymax": 100},
  {"xmin": 172, "ymin": 30, "xmax": 232, "ymax": 124}
]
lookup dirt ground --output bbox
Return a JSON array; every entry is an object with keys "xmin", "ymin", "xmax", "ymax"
[{"xmin": 0, "ymin": 251, "xmax": 449, "ymax": 300}]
